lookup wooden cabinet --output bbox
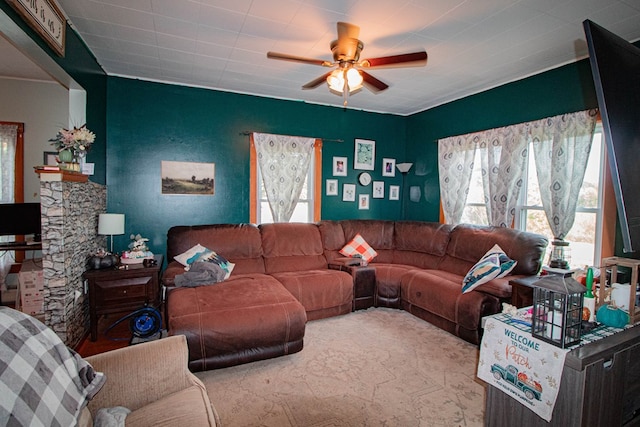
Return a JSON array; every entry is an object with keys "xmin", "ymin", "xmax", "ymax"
[
  {"xmin": 485, "ymin": 325, "xmax": 640, "ymax": 426},
  {"xmin": 328, "ymin": 261, "xmax": 376, "ymax": 310},
  {"xmin": 84, "ymin": 255, "xmax": 163, "ymax": 341}
]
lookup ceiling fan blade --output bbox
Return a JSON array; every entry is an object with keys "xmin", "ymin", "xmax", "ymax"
[
  {"xmin": 302, "ymin": 71, "xmax": 334, "ymax": 90},
  {"xmin": 267, "ymin": 52, "xmax": 333, "ymax": 67},
  {"xmin": 361, "ymin": 70, "xmax": 389, "ymax": 93},
  {"xmin": 360, "ymin": 51, "xmax": 428, "ymax": 69},
  {"xmin": 337, "ymin": 22, "xmax": 360, "ymax": 41}
]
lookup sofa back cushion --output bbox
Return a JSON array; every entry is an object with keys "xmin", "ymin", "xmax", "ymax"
[
  {"xmin": 439, "ymin": 224, "xmax": 548, "ymax": 277},
  {"xmin": 317, "ymin": 220, "xmax": 346, "ymax": 262},
  {"xmin": 260, "ymin": 223, "xmax": 327, "ymax": 273},
  {"xmin": 167, "ymin": 224, "xmax": 265, "ymax": 274},
  {"xmin": 339, "ymin": 220, "xmax": 395, "ymax": 263},
  {"xmin": 393, "ymin": 221, "xmax": 453, "ymax": 268}
]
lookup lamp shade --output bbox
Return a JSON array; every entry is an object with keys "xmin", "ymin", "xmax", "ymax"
[
  {"xmin": 396, "ymin": 163, "xmax": 413, "ymax": 174},
  {"xmin": 98, "ymin": 213, "xmax": 125, "ymax": 236}
]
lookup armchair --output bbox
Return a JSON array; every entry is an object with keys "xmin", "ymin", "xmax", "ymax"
[{"xmin": 83, "ymin": 335, "xmax": 220, "ymax": 426}]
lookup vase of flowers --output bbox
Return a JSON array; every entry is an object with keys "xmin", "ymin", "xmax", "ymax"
[{"xmin": 49, "ymin": 125, "xmax": 95, "ymax": 172}]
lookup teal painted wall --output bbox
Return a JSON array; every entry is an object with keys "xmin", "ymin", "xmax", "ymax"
[
  {"xmin": 106, "ymin": 77, "xmax": 407, "ymax": 255},
  {"xmin": 404, "ymin": 59, "xmax": 599, "ymax": 221}
]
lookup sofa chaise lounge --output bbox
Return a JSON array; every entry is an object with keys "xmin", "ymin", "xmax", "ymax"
[{"xmin": 163, "ymin": 220, "xmax": 547, "ymax": 371}]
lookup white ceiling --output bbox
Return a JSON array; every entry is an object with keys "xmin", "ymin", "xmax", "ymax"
[{"xmin": 7, "ymin": 0, "xmax": 640, "ymax": 115}]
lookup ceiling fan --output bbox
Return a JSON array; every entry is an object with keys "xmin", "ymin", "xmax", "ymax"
[{"xmin": 267, "ymin": 22, "xmax": 428, "ymax": 106}]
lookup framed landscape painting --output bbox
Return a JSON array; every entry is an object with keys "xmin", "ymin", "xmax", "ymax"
[{"xmin": 161, "ymin": 160, "xmax": 215, "ymax": 195}]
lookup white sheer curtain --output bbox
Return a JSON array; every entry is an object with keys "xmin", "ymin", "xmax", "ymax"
[
  {"xmin": 0, "ymin": 124, "xmax": 19, "ymax": 287},
  {"xmin": 437, "ymin": 109, "xmax": 596, "ymax": 230},
  {"xmin": 478, "ymin": 124, "xmax": 529, "ymax": 227},
  {"xmin": 530, "ymin": 110, "xmax": 598, "ymax": 240},
  {"xmin": 253, "ymin": 132, "xmax": 315, "ymax": 222},
  {"xmin": 438, "ymin": 134, "xmax": 477, "ymax": 224}
]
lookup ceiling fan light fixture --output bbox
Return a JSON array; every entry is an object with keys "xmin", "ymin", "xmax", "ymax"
[
  {"xmin": 346, "ymin": 68, "xmax": 363, "ymax": 91},
  {"xmin": 327, "ymin": 69, "xmax": 345, "ymax": 93},
  {"xmin": 327, "ymin": 68, "xmax": 363, "ymax": 96}
]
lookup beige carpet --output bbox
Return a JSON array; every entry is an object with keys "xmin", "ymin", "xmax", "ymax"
[{"xmin": 197, "ymin": 307, "xmax": 485, "ymax": 426}]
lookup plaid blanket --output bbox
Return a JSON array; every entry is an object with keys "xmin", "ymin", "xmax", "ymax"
[{"xmin": 0, "ymin": 307, "xmax": 105, "ymax": 426}]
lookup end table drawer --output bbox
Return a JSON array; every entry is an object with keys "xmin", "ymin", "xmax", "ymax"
[{"xmin": 96, "ymin": 277, "xmax": 150, "ymax": 303}]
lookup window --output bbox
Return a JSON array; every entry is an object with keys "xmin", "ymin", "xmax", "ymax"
[
  {"xmin": 250, "ymin": 137, "xmax": 322, "ymax": 224},
  {"xmin": 461, "ymin": 126, "xmax": 605, "ymax": 268},
  {"xmin": 256, "ymin": 158, "xmax": 316, "ymax": 223}
]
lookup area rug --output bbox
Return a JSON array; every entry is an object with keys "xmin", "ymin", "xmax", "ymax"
[{"xmin": 197, "ymin": 307, "xmax": 485, "ymax": 426}]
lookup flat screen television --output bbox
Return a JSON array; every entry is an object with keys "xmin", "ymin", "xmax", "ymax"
[
  {"xmin": 0, "ymin": 203, "xmax": 42, "ymax": 242},
  {"xmin": 583, "ymin": 19, "xmax": 640, "ymax": 254}
]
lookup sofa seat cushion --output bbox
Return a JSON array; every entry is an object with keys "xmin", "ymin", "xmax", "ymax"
[
  {"xmin": 372, "ymin": 263, "xmax": 416, "ymax": 304},
  {"xmin": 125, "ymin": 385, "xmax": 217, "ymax": 427},
  {"xmin": 270, "ymin": 269, "xmax": 353, "ymax": 320},
  {"xmin": 401, "ymin": 269, "xmax": 497, "ymax": 331},
  {"xmin": 167, "ymin": 275, "xmax": 307, "ymax": 371}
]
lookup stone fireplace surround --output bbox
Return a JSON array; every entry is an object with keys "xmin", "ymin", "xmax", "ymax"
[{"xmin": 40, "ymin": 179, "xmax": 106, "ymax": 347}]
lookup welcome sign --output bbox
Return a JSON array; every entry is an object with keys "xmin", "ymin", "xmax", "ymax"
[{"xmin": 477, "ymin": 316, "xmax": 569, "ymax": 422}]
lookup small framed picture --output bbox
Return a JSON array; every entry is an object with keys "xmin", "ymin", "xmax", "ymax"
[
  {"xmin": 382, "ymin": 158, "xmax": 396, "ymax": 177},
  {"xmin": 373, "ymin": 181, "xmax": 384, "ymax": 199},
  {"xmin": 44, "ymin": 151, "xmax": 58, "ymax": 166},
  {"xmin": 326, "ymin": 179, "xmax": 338, "ymax": 196},
  {"xmin": 389, "ymin": 185, "xmax": 400, "ymax": 200},
  {"xmin": 333, "ymin": 156, "xmax": 347, "ymax": 176},
  {"xmin": 343, "ymin": 183, "xmax": 356, "ymax": 202},
  {"xmin": 358, "ymin": 194, "xmax": 370, "ymax": 210},
  {"xmin": 354, "ymin": 139, "xmax": 375, "ymax": 170}
]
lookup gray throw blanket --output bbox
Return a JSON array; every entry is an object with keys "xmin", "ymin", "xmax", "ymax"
[
  {"xmin": 0, "ymin": 306, "xmax": 106, "ymax": 426},
  {"xmin": 174, "ymin": 261, "xmax": 227, "ymax": 287}
]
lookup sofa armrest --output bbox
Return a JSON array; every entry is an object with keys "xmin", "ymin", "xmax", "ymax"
[
  {"xmin": 85, "ymin": 335, "xmax": 206, "ymax": 415},
  {"xmin": 328, "ymin": 262, "xmax": 376, "ymax": 310}
]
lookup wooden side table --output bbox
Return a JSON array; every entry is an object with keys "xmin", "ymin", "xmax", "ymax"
[
  {"xmin": 509, "ymin": 276, "xmax": 541, "ymax": 308},
  {"xmin": 84, "ymin": 254, "xmax": 163, "ymax": 341},
  {"xmin": 328, "ymin": 259, "xmax": 376, "ymax": 311}
]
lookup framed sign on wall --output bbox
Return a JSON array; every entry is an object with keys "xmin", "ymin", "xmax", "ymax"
[{"xmin": 7, "ymin": 0, "xmax": 66, "ymax": 57}]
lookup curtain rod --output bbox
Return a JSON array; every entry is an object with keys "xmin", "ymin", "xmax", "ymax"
[{"xmin": 240, "ymin": 131, "xmax": 343, "ymax": 143}]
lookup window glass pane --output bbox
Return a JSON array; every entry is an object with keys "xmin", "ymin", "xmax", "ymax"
[
  {"xmin": 460, "ymin": 205, "xmax": 487, "ymax": 225},
  {"xmin": 467, "ymin": 150, "xmax": 484, "ymax": 204},
  {"xmin": 578, "ymin": 132, "xmax": 601, "ymax": 209},
  {"xmin": 289, "ymin": 202, "xmax": 310, "ymax": 222},
  {"xmin": 526, "ymin": 151, "xmax": 542, "ymax": 206},
  {"xmin": 564, "ymin": 212, "xmax": 597, "ymax": 269},
  {"xmin": 260, "ymin": 202, "xmax": 273, "ymax": 224}
]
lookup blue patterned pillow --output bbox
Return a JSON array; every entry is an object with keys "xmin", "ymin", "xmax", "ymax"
[
  {"xmin": 194, "ymin": 250, "xmax": 235, "ymax": 279},
  {"xmin": 462, "ymin": 244, "xmax": 517, "ymax": 293}
]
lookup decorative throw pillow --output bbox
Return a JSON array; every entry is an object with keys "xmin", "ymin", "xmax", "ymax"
[
  {"xmin": 462, "ymin": 244, "xmax": 517, "ymax": 293},
  {"xmin": 174, "ymin": 244, "xmax": 208, "ymax": 268},
  {"xmin": 339, "ymin": 233, "xmax": 378, "ymax": 263},
  {"xmin": 194, "ymin": 250, "xmax": 235, "ymax": 280}
]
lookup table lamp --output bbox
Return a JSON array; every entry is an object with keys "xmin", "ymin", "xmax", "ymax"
[{"xmin": 98, "ymin": 213, "xmax": 125, "ymax": 253}]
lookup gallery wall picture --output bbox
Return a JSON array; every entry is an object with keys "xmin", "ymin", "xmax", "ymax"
[
  {"xmin": 161, "ymin": 160, "xmax": 215, "ymax": 195},
  {"xmin": 333, "ymin": 156, "xmax": 348, "ymax": 176},
  {"xmin": 389, "ymin": 185, "xmax": 400, "ymax": 200},
  {"xmin": 343, "ymin": 183, "xmax": 356, "ymax": 201},
  {"xmin": 326, "ymin": 179, "xmax": 338, "ymax": 196},
  {"xmin": 44, "ymin": 151, "xmax": 58, "ymax": 166},
  {"xmin": 359, "ymin": 194, "xmax": 370, "ymax": 210},
  {"xmin": 373, "ymin": 181, "xmax": 384, "ymax": 199},
  {"xmin": 382, "ymin": 158, "xmax": 396, "ymax": 177},
  {"xmin": 353, "ymin": 139, "xmax": 375, "ymax": 170}
]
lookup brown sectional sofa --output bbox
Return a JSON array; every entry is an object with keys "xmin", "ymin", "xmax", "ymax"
[{"xmin": 163, "ymin": 220, "xmax": 547, "ymax": 371}]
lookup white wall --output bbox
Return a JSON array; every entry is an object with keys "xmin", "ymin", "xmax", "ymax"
[{"xmin": 0, "ymin": 77, "xmax": 69, "ymax": 202}]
